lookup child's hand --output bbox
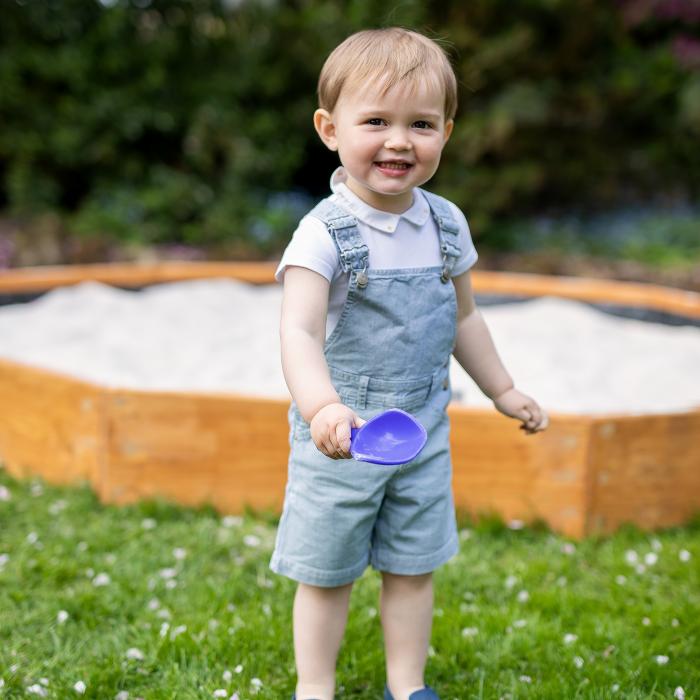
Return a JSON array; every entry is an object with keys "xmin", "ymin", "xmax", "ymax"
[
  {"xmin": 493, "ymin": 388, "xmax": 549, "ymax": 434},
  {"xmin": 310, "ymin": 402, "xmax": 366, "ymax": 459}
]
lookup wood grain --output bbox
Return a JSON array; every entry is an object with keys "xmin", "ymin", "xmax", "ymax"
[
  {"xmin": 1, "ymin": 262, "xmax": 699, "ymax": 319},
  {"xmin": 1, "ymin": 262, "xmax": 699, "ymax": 536}
]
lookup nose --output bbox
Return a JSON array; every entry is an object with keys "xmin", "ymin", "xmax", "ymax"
[{"xmin": 384, "ymin": 128, "xmax": 413, "ymax": 151}]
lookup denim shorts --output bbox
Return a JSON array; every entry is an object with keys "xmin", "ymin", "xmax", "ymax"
[{"xmin": 269, "ymin": 369, "xmax": 459, "ymax": 588}]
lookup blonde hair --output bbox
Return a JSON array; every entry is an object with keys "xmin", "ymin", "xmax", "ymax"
[{"xmin": 318, "ymin": 28, "xmax": 458, "ymax": 121}]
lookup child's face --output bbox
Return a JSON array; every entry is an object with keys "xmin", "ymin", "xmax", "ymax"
[{"xmin": 314, "ymin": 79, "xmax": 454, "ymax": 213}]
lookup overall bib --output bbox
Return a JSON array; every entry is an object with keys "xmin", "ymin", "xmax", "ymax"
[{"xmin": 270, "ymin": 190, "xmax": 462, "ymax": 588}]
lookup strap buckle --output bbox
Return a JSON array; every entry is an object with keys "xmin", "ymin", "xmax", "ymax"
[
  {"xmin": 440, "ymin": 254, "xmax": 451, "ymax": 283},
  {"xmin": 355, "ymin": 267, "xmax": 368, "ymax": 288}
]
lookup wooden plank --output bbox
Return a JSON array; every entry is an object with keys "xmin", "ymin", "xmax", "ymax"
[
  {"xmin": 0, "ymin": 261, "xmax": 278, "ymax": 293},
  {"xmin": 1, "ymin": 262, "xmax": 699, "ymax": 319},
  {"xmin": 0, "ymin": 358, "xmax": 103, "ymax": 485},
  {"xmin": 98, "ymin": 388, "xmax": 291, "ymax": 513},
  {"xmin": 471, "ymin": 271, "xmax": 700, "ymax": 320},
  {"xmin": 448, "ymin": 406, "xmax": 593, "ymax": 538},
  {"xmin": 1, "ymin": 261, "xmax": 699, "ymax": 536},
  {"xmin": 586, "ymin": 410, "xmax": 700, "ymax": 534},
  {"xmin": 2, "ymin": 353, "xmax": 699, "ymax": 538}
]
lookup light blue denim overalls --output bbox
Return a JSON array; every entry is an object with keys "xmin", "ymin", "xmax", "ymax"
[{"xmin": 270, "ymin": 190, "xmax": 462, "ymax": 588}]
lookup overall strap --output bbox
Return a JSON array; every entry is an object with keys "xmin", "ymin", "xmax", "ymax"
[
  {"xmin": 420, "ymin": 190, "xmax": 462, "ymax": 283},
  {"xmin": 307, "ymin": 197, "xmax": 370, "ymax": 288}
]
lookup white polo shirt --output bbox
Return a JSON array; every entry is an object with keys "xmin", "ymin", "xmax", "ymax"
[{"xmin": 276, "ymin": 167, "xmax": 478, "ymax": 338}]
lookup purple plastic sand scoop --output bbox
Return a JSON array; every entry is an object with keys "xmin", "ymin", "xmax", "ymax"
[{"xmin": 350, "ymin": 408, "xmax": 428, "ymax": 465}]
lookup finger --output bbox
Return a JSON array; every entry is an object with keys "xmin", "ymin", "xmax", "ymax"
[
  {"xmin": 524, "ymin": 403, "xmax": 539, "ymax": 424},
  {"xmin": 335, "ymin": 420, "xmax": 353, "ymax": 455},
  {"xmin": 523, "ymin": 403, "xmax": 546, "ymax": 431},
  {"xmin": 515, "ymin": 407, "xmax": 533, "ymax": 425},
  {"xmin": 524, "ymin": 403, "xmax": 545, "ymax": 430},
  {"xmin": 315, "ymin": 439, "xmax": 332, "ymax": 458},
  {"xmin": 318, "ymin": 430, "xmax": 338, "ymax": 459},
  {"xmin": 317, "ymin": 439, "xmax": 333, "ymax": 458},
  {"xmin": 520, "ymin": 410, "xmax": 548, "ymax": 434},
  {"xmin": 314, "ymin": 426, "xmax": 331, "ymax": 457},
  {"xmin": 323, "ymin": 440, "xmax": 338, "ymax": 459},
  {"xmin": 327, "ymin": 426, "xmax": 343, "ymax": 456},
  {"xmin": 324, "ymin": 424, "xmax": 346, "ymax": 459}
]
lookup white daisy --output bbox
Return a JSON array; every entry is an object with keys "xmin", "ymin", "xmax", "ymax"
[{"xmin": 26, "ymin": 684, "xmax": 48, "ymax": 696}]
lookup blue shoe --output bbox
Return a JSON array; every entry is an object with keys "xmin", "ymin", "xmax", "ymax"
[{"xmin": 384, "ymin": 686, "xmax": 439, "ymax": 700}]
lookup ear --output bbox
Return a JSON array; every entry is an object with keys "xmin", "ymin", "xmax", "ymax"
[
  {"xmin": 314, "ymin": 108, "xmax": 338, "ymax": 151},
  {"xmin": 443, "ymin": 118, "xmax": 454, "ymax": 145}
]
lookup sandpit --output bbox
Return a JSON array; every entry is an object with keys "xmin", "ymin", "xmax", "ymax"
[
  {"xmin": 1, "ymin": 264, "xmax": 699, "ymax": 538},
  {"xmin": 0, "ymin": 278, "xmax": 698, "ymax": 415}
]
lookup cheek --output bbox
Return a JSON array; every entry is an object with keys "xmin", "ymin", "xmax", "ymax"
[
  {"xmin": 342, "ymin": 140, "xmax": 380, "ymax": 163},
  {"xmin": 418, "ymin": 139, "xmax": 446, "ymax": 161}
]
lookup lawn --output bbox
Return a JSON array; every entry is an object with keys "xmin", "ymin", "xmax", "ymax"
[{"xmin": 0, "ymin": 467, "xmax": 697, "ymax": 699}]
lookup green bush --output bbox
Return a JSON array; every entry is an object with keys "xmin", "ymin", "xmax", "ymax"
[{"xmin": 0, "ymin": 0, "xmax": 698, "ymax": 256}]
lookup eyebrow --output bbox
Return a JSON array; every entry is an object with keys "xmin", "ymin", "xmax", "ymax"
[{"xmin": 356, "ymin": 110, "xmax": 443, "ymax": 120}]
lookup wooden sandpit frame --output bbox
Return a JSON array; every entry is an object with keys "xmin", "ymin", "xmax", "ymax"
[{"xmin": 1, "ymin": 261, "xmax": 699, "ymax": 538}]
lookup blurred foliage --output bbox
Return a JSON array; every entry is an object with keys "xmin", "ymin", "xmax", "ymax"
[
  {"xmin": 487, "ymin": 206, "xmax": 700, "ymax": 267},
  {"xmin": 0, "ymin": 0, "xmax": 698, "ymax": 260}
]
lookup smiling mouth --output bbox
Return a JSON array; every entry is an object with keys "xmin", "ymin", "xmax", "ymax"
[{"xmin": 374, "ymin": 161, "xmax": 413, "ymax": 170}]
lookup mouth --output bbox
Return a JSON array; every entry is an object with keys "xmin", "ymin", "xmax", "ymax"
[
  {"xmin": 374, "ymin": 160, "xmax": 413, "ymax": 170},
  {"xmin": 373, "ymin": 160, "xmax": 414, "ymax": 177}
]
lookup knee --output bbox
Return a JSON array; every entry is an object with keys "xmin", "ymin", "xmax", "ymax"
[
  {"xmin": 297, "ymin": 581, "xmax": 354, "ymax": 600},
  {"xmin": 381, "ymin": 571, "xmax": 432, "ymax": 592}
]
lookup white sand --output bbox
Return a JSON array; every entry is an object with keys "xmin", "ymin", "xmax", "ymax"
[{"xmin": 0, "ymin": 278, "xmax": 698, "ymax": 415}]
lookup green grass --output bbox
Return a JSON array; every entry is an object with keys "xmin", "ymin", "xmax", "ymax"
[
  {"xmin": 485, "ymin": 208, "xmax": 700, "ymax": 269},
  {"xmin": 1, "ymin": 468, "xmax": 698, "ymax": 700}
]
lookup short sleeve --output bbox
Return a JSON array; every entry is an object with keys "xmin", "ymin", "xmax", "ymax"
[
  {"xmin": 446, "ymin": 202, "xmax": 479, "ymax": 277},
  {"xmin": 275, "ymin": 215, "xmax": 342, "ymax": 283}
]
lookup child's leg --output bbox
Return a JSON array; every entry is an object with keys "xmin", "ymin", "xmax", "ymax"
[
  {"xmin": 380, "ymin": 572, "xmax": 434, "ymax": 700},
  {"xmin": 293, "ymin": 581, "xmax": 354, "ymax": 700}
]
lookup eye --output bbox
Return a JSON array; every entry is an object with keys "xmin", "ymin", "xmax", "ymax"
[
  {"xmin": 366, "ymin": 118, "xmax": 386, "ymax": 126},
  {"xmin": 413, "ymin": 120, "xmax": 433, "ymax": 129}
]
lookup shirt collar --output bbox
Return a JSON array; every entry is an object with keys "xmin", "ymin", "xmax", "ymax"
[{"xmin": 329, "ymin": 166, "xmax": 431, "ymax": 233}]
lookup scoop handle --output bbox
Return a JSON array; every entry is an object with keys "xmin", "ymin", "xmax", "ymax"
[{"xmin": 350, "ymin": 427, "xmax": 359, "ymax": 442}]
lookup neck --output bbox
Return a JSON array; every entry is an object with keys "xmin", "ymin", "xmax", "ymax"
[{"xmin": 344, "ymin": 180, "xmax": 414, "ymax": 214}]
